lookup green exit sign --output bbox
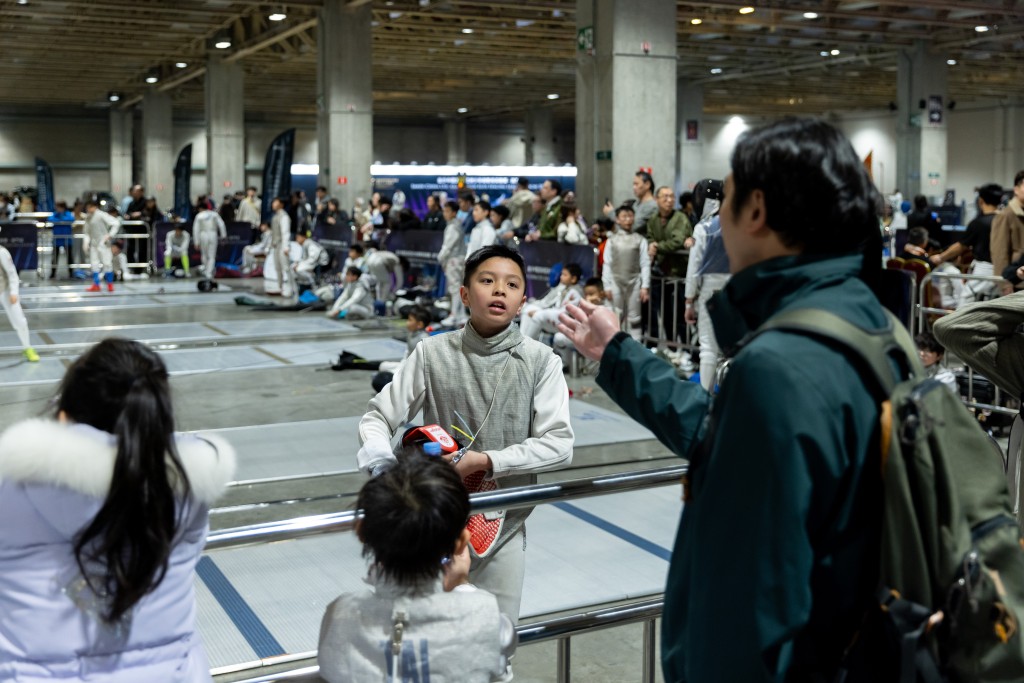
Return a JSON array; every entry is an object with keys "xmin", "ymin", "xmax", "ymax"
[{"xmin": 596, "ymin": 150, "xmax": 612, "ymax": 161}]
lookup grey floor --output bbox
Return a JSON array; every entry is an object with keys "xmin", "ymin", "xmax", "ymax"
[{"xmin": 0, "ymin": 273, "xmax": 680, "ymax": 683}]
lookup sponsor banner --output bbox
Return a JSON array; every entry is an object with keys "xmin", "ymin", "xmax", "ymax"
[
  {"xmin": 34, "ymin": 157, "xmax": 54, "ymax": 213},
  {"xmin": 261, "ymin": 129, "xmax": 295, "ymax": 223},
  {"xmin": 0, "ymin": 223, "xmax": 39, "ymax": 270},
  {"xmin": 173, "ymin": 145, "xmax": 193, "ymax": 221},
  {"xmin": 154, "ymin": 221, "xmax": 252, "ymax": 268}
]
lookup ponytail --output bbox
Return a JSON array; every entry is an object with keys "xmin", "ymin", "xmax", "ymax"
[{"xmin": 60, "ymin": 339, "xmax": 190, "ymax": 623}]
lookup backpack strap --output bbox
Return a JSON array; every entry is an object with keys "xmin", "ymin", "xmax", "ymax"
[{"xmin": 753, "ymin": 308, "xmax": 923, "ymax": 396}]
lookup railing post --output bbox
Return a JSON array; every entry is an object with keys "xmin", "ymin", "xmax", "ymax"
[
  {"xmin": 557, "ymin": 636, "xmax": 571, "ymax": 683},
  {"xmin": 642, "ymin": 618, "xmax": 657, "ymax": 683}
]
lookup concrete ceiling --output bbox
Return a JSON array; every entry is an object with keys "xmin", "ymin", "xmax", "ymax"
[{"xmin": 1, "ymin": 0, "xmax": 1022, "ymax": 122}]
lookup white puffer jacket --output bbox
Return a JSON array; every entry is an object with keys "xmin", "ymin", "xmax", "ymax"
[{"xmin": 0, "ymin": 419, "xmax": 236, "ymax": 682}]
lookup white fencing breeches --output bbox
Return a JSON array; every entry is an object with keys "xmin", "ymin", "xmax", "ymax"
[{"xmin": 1, "ymin": 291, "xmax": 30, "ymax": 349}]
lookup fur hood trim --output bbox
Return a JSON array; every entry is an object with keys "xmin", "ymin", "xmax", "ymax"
[{"xmin": 0, "ymin": 418, "xmax": 236, "ymax": 505}]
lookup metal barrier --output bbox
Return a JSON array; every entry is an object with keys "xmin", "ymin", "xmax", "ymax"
[
  {"xmin": 35, "ymin": 220, "xmax": 155, "ymax": 276},
  {"xmin": 205, "ymin": 466, "xmax": 684, "ymax": 681},
  {"xmin": 224, "ymin": 597, "xmax": 664, "ymax": 683},
  {"xmin": 206, "ymin": 464, "xmax": 686, "ymax": 551}
]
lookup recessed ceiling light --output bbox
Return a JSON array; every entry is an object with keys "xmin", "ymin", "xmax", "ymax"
[
  {"xmin": 975, "ymin": 25, "xmax": 989, "ymax": 32},
  {"xmin": 269, "ymin": 12, "xmax": 286, "ymax": 21},
  {"xmin": 738, "ymin": 6, "xmax": 755, "ymax": 14},
  {"xmin": 145, "ymin": 74, "xmax": 159, "ymax": 84},
  {"xmin": 547, "ymin": 93, "xmax": 559, "ymax": 100},
  {"xmin": 830, "ymin": 48, "xmax": 840, "ymax": 55},
  {"xmin": 215, "ymin": 38, "xmax": 232, "ymax": 49},
  {"xmin": 108, "ymin": 91, "xmax": 121, "ymax": 102},
  {"xmin": 803, "ymin": 12, "xmax": 818, "ymax": 19},
  {"xmin": 175, "ymin": 61, "xmax": 188, "ymax": 68},
  {"xmin": 462, "ymin": 28, "xmax": 473, "ymax": 34},
  {"xmin": 17, "ymin": 0, "xmax": 28, "ymax": 4},
  {"xmin": 820, "ymin": 50, "xmax": 829, "ymax": 56},
  {"xmin": 710, "ymin": 67, "xmax": 723, "ymax": 74},
  {"xmin": 691, "ymin": 18, "xmax": 702, "ymax": 25},
  {"xmin": 947, "ymin": 59, "xmax": 957, "ymax": 65},
  {"xmin": 457, "ymin": 107, "xmax": 468, "ymax": 113}
]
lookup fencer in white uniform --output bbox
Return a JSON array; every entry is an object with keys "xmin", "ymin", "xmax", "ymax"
[
  {"xmin": 243, "ymin": 224, "xmax": 271, "ymax": 273},
  {"xmin": 293, "ymin": 232, "xmax": 329, "ymax": 286},
  {"xmin": 363, "ymin": 246, "xmax": 403, "ymax": 302},
  {"xmin": 0, "ymin": 234, "xmax": 39, "ymax": 361},
  {"xmin": 82, "ymin": 202, "xmax": 121, "ymax": 292},
  {"xmin": 269, "ymin": 198, "xmax": 294, "ymax": 297},
  {"xmin": 193, "ymin": 206, "xmax": 227, "ymax": 281}
]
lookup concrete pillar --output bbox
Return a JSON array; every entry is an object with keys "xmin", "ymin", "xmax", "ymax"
[
  {"xmin": 895, "ymin": 41, "xmax": 948, "ymax": 201},
  {"xmin": 205, "ymin": 54, "xmax": 245, "ymax": 198},
  {"xmin": 109, "ymin": 109, "xmax": 133, "ymax": 197},
  {"xmin": 525, "ymin": 108, "xmax": 556, "ymax": 165},
  {"xmin": 995, "ymin": 100, "xmax": 1024, "ymax": 184},
  {"xmin": 676, "ymin": 81, "xmax": 704, "ymax": 196},
  {"xmin": 142, "ymin": 91, "xmax": 173, "ymax": 208},
  {"xmin": 575, "ymin": 0, "xmax": 677, "ymax": 218},
  {"xmin": 444, "ymin": 121, "xmax": 467, "ymax": 165},
  {"xmin": 317, "ymin": 0, "xmax": 373, "ymax": 213}
]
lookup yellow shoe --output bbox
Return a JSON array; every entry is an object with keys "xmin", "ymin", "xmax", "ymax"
[{"xmin": 23, "ymin": 348, "xmax": 40, "ymax": 362}]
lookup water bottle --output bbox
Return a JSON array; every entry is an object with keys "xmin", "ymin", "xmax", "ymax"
[{"xmin": 423, "ymin": 442, "xmax": 442, "ymax": 457}]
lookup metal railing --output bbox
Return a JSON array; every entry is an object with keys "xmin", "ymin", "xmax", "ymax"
[
  {"xmin": 31, "ymin": 220, "xmax": 155, "ymax": 276},
  {"xmin": 223, "ymin": 597, "xmax": 665, "ymax": 683},
  {"xmin": 206, "ymin": 464, "xmax": 687, "ymax": 551},
  {"xmin": 205, "ymin": 466, "xmax": 685, "ymax": 681}
]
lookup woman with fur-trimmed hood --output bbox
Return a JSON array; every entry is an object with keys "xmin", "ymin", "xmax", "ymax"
[{"xmin": 0, "ymin": 338, "xmax": 235, "ymax": 682}]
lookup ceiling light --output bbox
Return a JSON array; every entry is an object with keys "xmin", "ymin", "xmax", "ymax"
[
  {"xmin": 175, "ymin": 61, "xmax": 188, "ymax": 68},
  {"xmin": 738, "ymin": 6, "xmax": 755, "ymax": 14},
  {"xmin": 269, "ymin": 12, "xmax": 286, "ymax": 21},
  {"xmin": 691, "ymin": 18, "xmax": 702, "ymax": 25},
  {"xmin": 108, "ymin": 91, "xmax": 122, "ymax": 102},
  {"xmin": 820, "ymin": 50, "xmax": 829, "ymax": 56},
  {"xmin": 975, "ymin": 25, "xmax": 989, "ymax": 32},
  {"xmin": 547, "ymin": 93, "xmax": 559, "ymax": 100},
  {"xmin": 830, "ymin": 48, "xmax": 840, "ymax": 55},
  {"xmin": 947, "ymin": 59, "xmax": 957, "ymax": 65},
  {"xmin": 710, "ymin": 67, "xmax": 723, "ymax": 74},
  {"xmin": 144, "ymin": 70, "xmax": 159, "ymax": 84},
  {"xmin": 215, "ymin": 38, "xmax": 232, "ymax": 49},
  {"xmin": 803, "ymin": 12, "xmax": 818, "ymax": 19},
  {"xmin": 457, "ymin": 107, "xmax": 468, "ymax": 113},
  {"xmin": 729, "ymin": 116, "xmax": 744, "ymax": 125},
  {"xmin": 462, "ymin": 28, "xmax": 473, "ymax": 34},
  {"xmin": 17, "ymin": 0, "xmax": 28, "ymax": 4}
]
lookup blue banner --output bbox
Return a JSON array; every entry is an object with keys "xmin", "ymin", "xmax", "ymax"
[
  {"xmin": 0, "ymin": 223, "xmax": 39, "ymax": 270},
  {"xmin": 173, "ymin": 145, "xmax": 193, "ymax": 221},
  {"xmin": 34, "ymin": 157, "xmax": 54, "ymax": 213},
  {"xmin": 261, "ymin": 129, "xmax": 295, "ymax": 223}
]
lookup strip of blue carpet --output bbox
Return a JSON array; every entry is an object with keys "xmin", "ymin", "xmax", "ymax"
[
  {"xmin": 196, "ymin": 555, "xmax": 286, "ymax": 659},
  {"xmin": 553, "ymin": 501, "xmax": 673, "ymax": 561}
]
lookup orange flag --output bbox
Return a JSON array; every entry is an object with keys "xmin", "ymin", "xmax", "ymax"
[{"xmin": 863, "ymin": 151, "xmax": 874, "ymax": 180}]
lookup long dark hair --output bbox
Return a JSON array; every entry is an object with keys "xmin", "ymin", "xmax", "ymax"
[
  {"xmin": 357, "ymin": 454, "xmax": 469, "ymax": 585},
  {"xmin": 58, "ymin": 338, "xmax": 189, "ymax": 623}
]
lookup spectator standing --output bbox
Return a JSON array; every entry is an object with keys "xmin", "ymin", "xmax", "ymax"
[
  {"xmin": 991, "ymin": 170, "xmax": 1024, "ymax": 292},
  {"xmin": 556, "ymin": 203, "xmax": 588, "ymax": 245},
  {"xmin": 422, "ymin": 194, "xmax": 446, "ymax": 231},
  {"xmin": 559, "ymin": 118, "xmax": 891, "ymax": 681},
  {"xmin": 505, "ymin": 177, "xmax": 538, "ymax": 228},
  {"xmin": 906, "ymin": 194, "xmax": 943, "ymax": 247},
  {"xmin": 235, "ymin": 187, "xmax": 261, "ymax": 227},
  {"xmin": 535, "ymin": 179, "xmax": 563, "ymax": 240},
  {"xmin": 645, "ymin": 186, "xmax": 694, "ymax": 349}
]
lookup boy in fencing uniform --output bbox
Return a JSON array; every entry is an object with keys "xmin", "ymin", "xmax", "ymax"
[
  {"xmin": 363, "ymin": 243, "xmax": 403, "ymax": 303},
  {"xmin": 602, "ymin": 204, "xmax": 651, "ymax": 340},
  {"xmin": 518, "ymin": 263, "xmax": 583, "ymax": 341},
  {"xmin": 193, "ymin": 200, "xmax": 227, "ymax": 282},
  {"xmin": 358, "ymin": 245, "xmax": 574, "ymax": 626},
  {"xmin": 242, "ymin": 223, "xmax": 270, "ymax": 274},
  {"xmin": 293, "ymin": 231, "xmax": 329, "ymax": 287},
  {"xmin": 270, "ymin": 197, "xmax": 294, "ymax": 297},
  {"xmin": 83, "ymin": 200, "xmax": 120, "ymax": 292},
  {"xmin": 164, "ymin": 225, "xmax": 191, "ymax": 277},
  {"xmin": 0, "ymin": 231, "xmax": 39, "ymax": 362},
  {"xmin": 438, "ymin": 200, "xmax": 467, "ymax": 326},
  {"xmin": 325, "ymin": 266, "xmax": 375, "ymax": 320}
]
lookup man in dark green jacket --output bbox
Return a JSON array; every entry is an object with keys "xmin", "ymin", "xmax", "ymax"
[{"xmin": 559, "ymin": 118, "xmax": 891, "ymax": 682}]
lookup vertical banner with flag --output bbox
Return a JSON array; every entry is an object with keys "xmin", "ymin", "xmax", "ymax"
[
  {"xmin": 173, "ymin": 144, "xmax": 193, "ymax": 222},
  {"xmin": 34, "ymin": 157, "xmax": 54, "ymax": 213},
  {"xmin": 261, "ymin": 128, "xmax": 295, "ymax": 223}
]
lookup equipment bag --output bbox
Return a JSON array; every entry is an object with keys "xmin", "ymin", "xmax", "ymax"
[{"xmin": 756, "ymin": 308, "xmax": 1024, "ymax": 683}]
